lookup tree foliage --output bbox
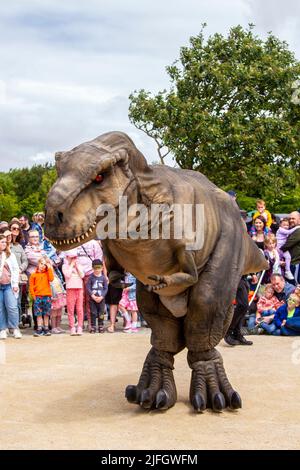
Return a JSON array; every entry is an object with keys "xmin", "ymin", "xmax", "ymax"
[
  {"xmin": 0, "ymin": 164, "xmax": 56, "ymax": 221},
  {"xmin": 129, "ymin": 25, "xmax": 300, "ymax": 210}
]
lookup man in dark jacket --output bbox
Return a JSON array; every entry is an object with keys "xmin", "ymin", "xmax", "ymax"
[{"xmin": 224, "ymin": 274, "xmax": 258, "ymax": 346}]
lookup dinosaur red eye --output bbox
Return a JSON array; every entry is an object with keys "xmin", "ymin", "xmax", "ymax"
[{"xmin": 94, "ymin": 174, "xmax": 103, "ymax": 183}]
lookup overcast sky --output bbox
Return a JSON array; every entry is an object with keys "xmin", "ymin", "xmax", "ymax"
[{"xmin": 0, "ymin": 0, "xmax": 299, "ymax": 171}]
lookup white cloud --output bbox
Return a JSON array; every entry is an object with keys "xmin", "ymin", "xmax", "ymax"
[{"xmin": 29, "ymin": 151, "xmax": 54, "ymax": 163}]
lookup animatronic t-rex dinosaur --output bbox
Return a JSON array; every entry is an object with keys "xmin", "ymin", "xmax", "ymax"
[{"xmin": 44, "ymin": 131, "xmax": 268, "ymax": 413}]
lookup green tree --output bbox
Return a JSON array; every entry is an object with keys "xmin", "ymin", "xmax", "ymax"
[
  {"xmin": 19, "ymin": 193, "xmax": 44, "ymax": 216},
  {"xmin": 0, "ymin": 173, "xmax": 15, "ymax": 195},
  {"xmin": 40, "ymin": 168, "xmax": 57, "ymax": 201},
  {"xmin": 0, "ymin": 163, "xmax": 56, "ymax": 220},
  {"xmin": 9, "ymin": 163, "xmax": 54, "ymax": 202},
  {"xmin": 129, "ymin": 25, "xmax": 300, "ymax": 199},
  {"xmin": 0, "ymin": 194, "xmax": 20, "ymax": 221}
]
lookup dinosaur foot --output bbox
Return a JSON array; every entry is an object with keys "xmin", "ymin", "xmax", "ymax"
[
  {"xmin": 125, "ymin": 347, "xmax": 177, "ymax": 411},
  {"xmin": 188, "ymin": 349, "xmax": 242, "ymax": 413}
]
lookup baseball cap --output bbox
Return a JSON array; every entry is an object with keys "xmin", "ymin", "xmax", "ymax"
[{"xmin": 92, "ymin": 259, "xmax": 103, "ymax": 268}]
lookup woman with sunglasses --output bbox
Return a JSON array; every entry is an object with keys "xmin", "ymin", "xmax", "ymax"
[
  {"xmin": 0, "ymin": 234, "xmax": 22, "ymax": 339},
  {"xmin": 8, "ymin": 221, "xmax": 28, "ymax": 274}
]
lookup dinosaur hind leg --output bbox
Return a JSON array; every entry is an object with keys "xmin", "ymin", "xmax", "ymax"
[
  {"xmin": 185, "ymin": 203, "xmax": 244, "ymax": 412},
  {"xmin": 125, "ymin": 281, "xmax": 185, "ymax": 411}
]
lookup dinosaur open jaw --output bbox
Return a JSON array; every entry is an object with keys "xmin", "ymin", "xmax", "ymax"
[{"xmin": 48, "ymin": 221, "xmax": 97, "ymax": 248}]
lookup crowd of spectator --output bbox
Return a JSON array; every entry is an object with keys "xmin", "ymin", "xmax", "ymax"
[
  {"xmin": 0, "ymin": 199, "xmax": 300, "ymax": 343},
  {"xmin": 225, "ymin": 195, "xmax": 300, "ymax": 345},
  {"xmin": 0, "ymin": 213, "xmax": 144, "ymax": 339}
]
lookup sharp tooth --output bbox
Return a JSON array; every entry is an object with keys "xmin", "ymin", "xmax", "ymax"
[
  {"xmin": 89, "ymin": 228, "xmax": 93, "ymax": 233},
  {"xmin": 81, "ymin": 235, "xmax": 85, "ymax": 240},
  {"xmin": 85, "ymin": 232, "xmax": 89, "ymax": 237},
  {"xmin": 66, "ymin": 240, "xmax": 70, "ymax": 245},
  {"xmin": 77, "ymin": 237, "xmax": 81, "ymax": 242}
]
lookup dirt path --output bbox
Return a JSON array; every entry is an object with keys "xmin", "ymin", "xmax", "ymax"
[{"xmin": 0, "ymin": 325, "xmax": 300, "ymax": 450}]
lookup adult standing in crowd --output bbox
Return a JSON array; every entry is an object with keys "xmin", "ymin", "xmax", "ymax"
[
  {"xmin": 25, "ymin": 230, "xmax": 48, "ymax": 276},
  {"xmin": 7, "ymin": 222, "xmax": 28, "ymax": 275},
  {"xmin": 0, "ymin": 234, "xmax": 22, "ymax": 339},
  {"xmin": 0, "ymin": 221, "xmax": 9, "ymax": 230},
  {"xmin": 224, "ymin": 274, "xmax": 258, "ymax": 346},
  {"xmin": 249, "ymin": 216, "xmax": 270, "ymax": 250},
  {"xmin": 7, "ymin": 222, "xmax": 28, "ymax": 320},
  {"xmin": 31, "ymin": 212, "xmax": 45, "ymax": 243},
  {"xmin": 19, "ymin": 215, "xmax": 32, "ymax": 248},
  {"xmin": 282, "ymin": 211, "xmax": 300, "ymax": 284}
]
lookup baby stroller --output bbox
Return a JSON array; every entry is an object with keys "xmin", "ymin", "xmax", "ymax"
[
  {"xmin": 19, "ymin": 280, "xmax": 32, "ymax": 328},
  {"xmin": 21, "ymin": 312, "xmax": 32, "ymax": 328}
]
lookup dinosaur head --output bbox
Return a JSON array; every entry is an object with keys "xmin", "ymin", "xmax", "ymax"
[{"xmin": 44, "ymin": 131, "xmax": 149, "ymax": 250}]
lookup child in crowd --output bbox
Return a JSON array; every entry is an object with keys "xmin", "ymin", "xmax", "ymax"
[
  {"xmin": 62, "ymin": 249, "xmax": 85, "ymax": 336},
  {"xmin": 86, "ymin": 259, "xmax": 108, "ymax": 333},
  {"xmin": 119, "ymin": 273, "xmax": 139, "ymax": 333},
  {"xmin": 50, "ymin": 270, "xmax": 66, "ymax": 334},
  {"xmin": 252, "ymin": 199, "xmax": 272, "ymax": 228},
  {"xmin": 248, "ymin": 283, "xmax": 283, "ymax": 330},
  {"xmin": 261, "ymin": 293, "xmax": 300, "ymax": 335},
  {"xmin": 29, "ymin": 256, "xmax": 54, "ymax": 336},
  {"xmin": 276, "ymin": 218, "xmax": 299, "ymax": 281},
  {"xmin": 262, "ymin": 234, "xmax": 282, "ymax": 284}
]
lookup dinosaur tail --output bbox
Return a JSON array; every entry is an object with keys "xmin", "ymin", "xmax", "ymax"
[{"xmin": 242, "ymin": 232, "xmax": 269, "ymax": 274}]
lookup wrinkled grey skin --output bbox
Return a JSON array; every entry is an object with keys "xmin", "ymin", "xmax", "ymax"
[{"xmin": 45, "ymin": 131, "xmax": 268, "ymax": 413}]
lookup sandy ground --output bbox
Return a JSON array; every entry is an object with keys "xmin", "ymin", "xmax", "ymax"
[{"xmin": 1, "ymin": 322, "xmax": 300, "ymax": 450}]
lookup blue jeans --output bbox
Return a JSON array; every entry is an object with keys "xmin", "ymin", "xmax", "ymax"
[
  {"xmin": 248, "ymin": 309, "xmax": 276, "ymax": 330},
  {"xmin": 260, "ymin": 322, "xmax": 281, "ymax": 335},
  {"xmin": 0, "ymin": 284, "xmax": 19, "ymax": 330}
]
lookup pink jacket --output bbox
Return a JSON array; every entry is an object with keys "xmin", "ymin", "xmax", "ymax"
[
  {"xmin": 62, "ymin": 260, "xmax": 84, "ymax": 289},
  {"xmin": 75, "ymin": 240, "xmax": 103, "ymax": 276}
]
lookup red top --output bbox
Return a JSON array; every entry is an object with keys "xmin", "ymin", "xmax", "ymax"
[{"xmin": 29, "ymin": 267, "xmax": 54, "ymax": 297}]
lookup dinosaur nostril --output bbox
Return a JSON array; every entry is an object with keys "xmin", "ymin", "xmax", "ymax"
[{"xmin": 57, "ymin": 212, "xmax": 64, "ymax": 224}]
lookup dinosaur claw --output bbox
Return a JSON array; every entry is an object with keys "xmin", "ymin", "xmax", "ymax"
[
  {"xmin": 229, "ymin": 391, "xmax": 242, "ymax": 410},
  {"xmin": 125, "ymin": 385, "xmax": 138, "ymax": 403},
  {"xmin": 156, "ymin": 390, "xmax": 169, "ymax": 410},
  {"xmin": 192, "ymin": 393, "xmax": 206, "ymax": 412},
  {"xmin": 212, "ymin": 392, "xmax": 226, "ymax": 412},
  {"xmin": 140, "ymin": 389, "xmax": 152, "ymax": 409}
]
